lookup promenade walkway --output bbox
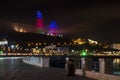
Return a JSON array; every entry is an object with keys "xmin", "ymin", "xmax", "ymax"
[{"xmin": 8, "ymin": 63, "xmax": 96, "ymax": 80}]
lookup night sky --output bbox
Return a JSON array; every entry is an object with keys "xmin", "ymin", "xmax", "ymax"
[{"xmin": 0, "ymin": 0, "xmax": 120, "ymax": 43}]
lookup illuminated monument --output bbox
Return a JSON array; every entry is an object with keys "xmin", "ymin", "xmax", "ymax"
[
  {"xmin": 49, "ymin": 21, "xmax": 58, "ymax": 35},
  {"xmin": 35, "ymin": 10, "xmax": 62, "ymax": 37},
  {"xmin": 36, "ymin": 10, "xmax": 44, "ymax": 33}
]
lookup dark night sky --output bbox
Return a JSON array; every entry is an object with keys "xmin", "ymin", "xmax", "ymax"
[{"xmin": 0, "ymin": 0, "xmax": 120, "ymax": 43}]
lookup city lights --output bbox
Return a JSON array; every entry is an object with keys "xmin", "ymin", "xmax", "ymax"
[
  {"xmin": 73, "ymin": 38, "xmax": 86, "ymax": 45},
  {"xmin": 0, "ymin": 1, "xmax": 120, "ymax": 80},
  {"xmin": 88, "ymin": 39, "xmax": 98, "ymax": 45}
]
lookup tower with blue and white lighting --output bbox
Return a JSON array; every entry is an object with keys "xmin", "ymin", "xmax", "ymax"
[{"xmin": 49, "ymin": 21, "xmax": 58, "ymax": 35}]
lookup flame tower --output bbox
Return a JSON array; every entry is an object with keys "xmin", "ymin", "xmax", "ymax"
[
  {"xmin": 36, "ymin": 10, "xmax": 44, "ymax": 33},
  {"xmin": 49, "ymin": 21, "xmax": 58, "ymax": 35}
]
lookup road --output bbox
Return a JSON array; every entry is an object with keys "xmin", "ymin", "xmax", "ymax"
[{"xmin": 0, "ymin": 57, "xmax": 96, "ymax": 80}]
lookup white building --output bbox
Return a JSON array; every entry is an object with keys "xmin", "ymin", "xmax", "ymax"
[
  {"xmin": 0, "ymin": 40, "xmax": 8, "ymax": 45},
  {"xmin": 110, "ymin": 43, "xmax": 120, "ymax": 50}
]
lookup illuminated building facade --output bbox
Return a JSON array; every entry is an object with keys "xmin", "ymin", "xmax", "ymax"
[
  {"xmin": 36, "ymin": 10, "xmax": 44, "ymax": 33},
  {"xmin": 73, "ymin": 38, "xmax": 86, "ymax": 45},
  {"xmin": 110, "ymin": 43, "xmax": 120, "ymax": 50},
  {"xmin": 0, "ymin": 41, "xmax": 8, "ymax": 45},
  {"xmin": 49, "ymin": 21, "xmax": 58, "ymax": 35}
]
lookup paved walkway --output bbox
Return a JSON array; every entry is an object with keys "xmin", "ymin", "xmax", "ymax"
[{"xmin": 7, "ymin": 63, "xmax": 96, "ymax": 80}]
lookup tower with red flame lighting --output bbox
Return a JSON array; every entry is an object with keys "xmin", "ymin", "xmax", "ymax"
[{"xmin": 36, "ymin": 10, "xmax": 44, "ymax": 33}]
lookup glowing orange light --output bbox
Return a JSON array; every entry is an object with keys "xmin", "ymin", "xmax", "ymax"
[{"xmin": 13, "ymin": 24, "xmax": 26, "ymax": 32}]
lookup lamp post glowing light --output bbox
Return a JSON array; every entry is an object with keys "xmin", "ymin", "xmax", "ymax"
[
  {"xmin": 81, "ymin": 50, "xmax": 87, "ymax": 56},
  {"xmin": 0, "ymin": 50, "xmax": 3, "ymax": 54}
]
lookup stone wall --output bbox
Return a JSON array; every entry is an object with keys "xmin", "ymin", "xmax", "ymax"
[{"xmin": 22, "ymin": 57, "xmax": 50, "ymax": 67}]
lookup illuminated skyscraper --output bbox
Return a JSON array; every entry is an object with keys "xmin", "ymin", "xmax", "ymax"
[
  {"xmin": 49, "ymin": 21, "xmax": 58, "ymax": 35},
  {"xmin": 36, "ymin": 10, "xmax": 44, "ymax": 33}
]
